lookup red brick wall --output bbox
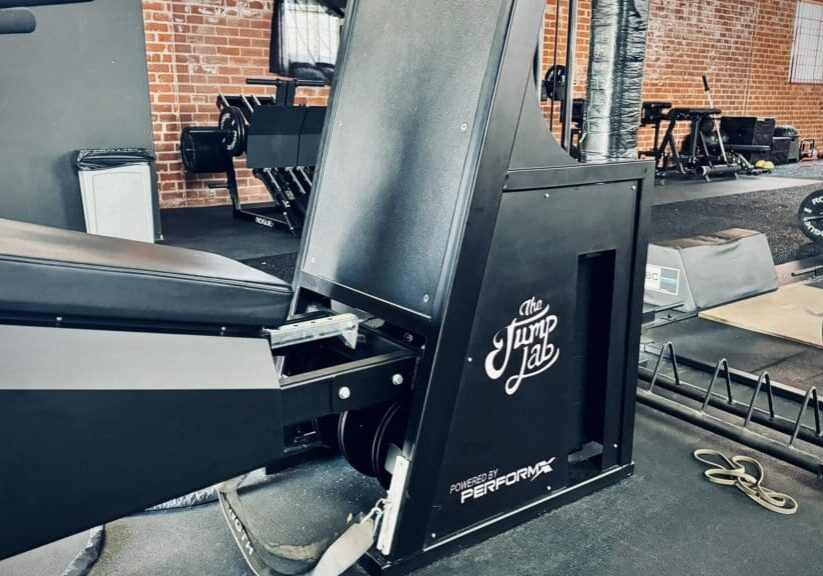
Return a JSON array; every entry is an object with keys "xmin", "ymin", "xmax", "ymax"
[
  {"xmin": 639, "ymin": 0, "xmax": 823, "ymax": 151},
  {"xmin": 142, "ymin": 0, "xmax": 328, "ymax": 208},
  {"xmin": 144, "ymin": 0, "xmax": 823, "ymax": 209}
]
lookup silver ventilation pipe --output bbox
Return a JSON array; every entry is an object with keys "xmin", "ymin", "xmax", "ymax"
[{"xmin": 581, "ymin": 0, "xmax": 651, "ymax": 162}]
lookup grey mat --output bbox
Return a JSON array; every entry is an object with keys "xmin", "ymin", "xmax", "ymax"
[
  {"xmin": 651, "ymin": 184, "xmax": 823, "ymax": 265},
  {"xmin": 4, "ymin": 405, "xmax": 822, "ymax": 576}
]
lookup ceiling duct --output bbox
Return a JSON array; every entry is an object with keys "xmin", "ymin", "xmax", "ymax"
[{"xmin": 581, "ymin": 0, "xmax": 651, "ymax": 162}]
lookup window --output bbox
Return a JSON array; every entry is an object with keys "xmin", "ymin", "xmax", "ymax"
[{"xmin": 790, "ymin": 2, "xmax": 823, "ymax": 83}]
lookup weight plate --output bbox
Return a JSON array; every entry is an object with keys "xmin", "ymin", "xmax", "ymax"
[
  {"xmin": 371, "ymin": 402, "xmax": 409, "ymax": 490},
  {"xmin": 338, "ymin": 404, "xmax": 388, "ymax": 478},
  {"xmin": 180, "ymin": 129, "xmax": 198, "ymax": 172},
  {"xmin": 798, "ymin": 189, "xmax": 823, "ymax": 243},
  {"xmin": 219, "ymin": 106, "xmax": 247, "ymax": 157},
  {"xmin": 179, "ymin": 127, "xmax": 231, "ymax": 173}
]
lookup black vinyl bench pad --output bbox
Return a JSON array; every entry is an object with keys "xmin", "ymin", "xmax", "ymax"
[{"xmin": 0, "ymin": 218, "xmax": 293, "ymax": 328}]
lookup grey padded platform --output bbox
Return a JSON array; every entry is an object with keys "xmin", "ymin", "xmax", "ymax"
[{"xmin": 0, "ymin": 218, "xmax": 292, "ymax": 328}]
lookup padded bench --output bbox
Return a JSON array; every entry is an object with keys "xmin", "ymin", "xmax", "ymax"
[{"xmin": 0, "ymin": 218, "xmax": 293, "ymax": 328}]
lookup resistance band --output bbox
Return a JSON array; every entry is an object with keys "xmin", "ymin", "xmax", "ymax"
[{"xmin": 692, "ymin": 449, "xmax": 798, "ymax": 516}]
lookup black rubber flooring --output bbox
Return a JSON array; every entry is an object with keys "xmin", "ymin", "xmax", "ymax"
[
  {"xmin": 652, "ymin": 175, "xmax": 817, "ymax": 206},
  {"xmin": 241, "ymin": 253, "xmax": 299, "ymax": 283},
  {"xmin": 651, "ymin": 184, "xmax": 823, "ymax": 265},
  {"xmin": 3, "ymin": 404, "xmax": 821, "ymax": 576},
  {"xmin": 160, "ymin": 205, "xmax": 300, "ymax": 261},
  {"xmin": 772, "ymin": 161, "xmax": 823, "ymax": 180}
]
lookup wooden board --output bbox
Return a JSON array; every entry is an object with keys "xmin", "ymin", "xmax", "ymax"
[{"xmin": 699, "ymin": 284, "xmax": 823, "ymax": 349}]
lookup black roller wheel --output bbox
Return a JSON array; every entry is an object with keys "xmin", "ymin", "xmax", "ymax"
[
  {"xmin": 338, "ymin": 404, "xmax": 388, "ymax": 478},
  {"xmin": 798, "ymin": 189, "xmax": 823, "ymax": 242},
  {"xmin": 219, "ymin": 106, "xmax": 247, "ymax": 157},
  {"xmin": 371, "ymin": 402, "xmax": 409, "ymax": 489}
]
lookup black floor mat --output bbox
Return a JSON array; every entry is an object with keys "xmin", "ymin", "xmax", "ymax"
[
  {"xmin": 651, "ymin": 184, "xmax": 823, "ymax": 265},
  {"xmin": 241, "ymin": 253, "xmax": 299, "ymax": 282},
  {"xmin": 161, "ymin": 206, "xmax": 300, "ymax": 261}
]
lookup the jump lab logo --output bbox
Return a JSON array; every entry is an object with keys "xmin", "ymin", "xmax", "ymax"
[{"xmin": 484, "ymin": 297, "xmax": 560, "ymax": 395}]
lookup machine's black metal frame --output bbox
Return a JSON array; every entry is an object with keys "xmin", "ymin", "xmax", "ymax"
[
  {"xmin": 288, "ymin": 0, "xmax": 652, "ymax": 571},
  {"xmin": 0, "ymin": 312, "xmax": 418, "ymax": 559},
  {"xmin": 1, "ymin": 0, "xmax": 653, "ymax": 572}
]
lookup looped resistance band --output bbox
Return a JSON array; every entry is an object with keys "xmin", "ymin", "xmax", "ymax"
[{"xmin": 692, "ymin": 449, "xmax": 799, "ymax": 515}]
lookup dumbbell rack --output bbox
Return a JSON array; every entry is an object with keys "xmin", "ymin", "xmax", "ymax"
[{"xmin": 180, "ymin": 79, "xmax": 326, "ymax": 237}]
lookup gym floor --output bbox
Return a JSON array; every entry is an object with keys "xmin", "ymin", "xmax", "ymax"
[
  {"xmin": 4, "ymin": 173, "xmax": 823, "ymax": 576},
  {"xmin": 2, "ymin": 401, "xmax": 821, "ymax": 576}
]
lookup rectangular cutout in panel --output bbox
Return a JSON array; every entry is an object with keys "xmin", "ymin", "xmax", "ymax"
[{"xmin": 568, "ymin": 251, "xmax": 616, "ymax": 455}]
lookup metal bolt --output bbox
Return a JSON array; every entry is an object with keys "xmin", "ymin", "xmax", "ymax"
[
  {"xmin": 431, "ymin": 533, "xmax": 437, "ymax": 539},
  {"xmin": 544, "ymin": 193, "xmax": 550, "ymax": 199},
  {"xmin": 392, "ymin": 374, "xmax": 405, "ymax": 386},
  {"xmin": 460, "ymin": 123, "xmax": 468, "ymax": 131},
  {"xmin": 423, "ymin": 294, "xmax": 430, "ymax": 303},
  {"xmin": 631, "ymin": 185, "xmax": 637, "ymax": 191},
  {"xmin": 338, "ymin": 386, "xmax": 351, "ymax": 400},
  {"xmin": 613, "ymin": 444, "xmax": 619, "ymax": 449},
  {"xmin": 467, "ymin": 357, "xmax": 474, "ymax": 363}
]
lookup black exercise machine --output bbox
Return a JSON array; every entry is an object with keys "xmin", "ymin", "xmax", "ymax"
[
  {"xmin": 0, "ymin": 1, "xmax": 652, "ymax": 574},
  {"xmin": 643, "ymin": 77, "xmax": 772, "ymax": 181},
  {"xmin": 178, "ymin": 0, "xmax": 347, "ymax": 236},
  {"xmin": 180, "ymin": 78, "xmax": 327, "ymax": 236}
]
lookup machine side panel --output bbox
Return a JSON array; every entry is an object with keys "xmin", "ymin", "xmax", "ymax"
[
  {"xmin": 301, "ymin": 0, "xmax": 507, "ymax": 318},
  {"xmin": 427, "ymin": 181, "xmax": 640, "ymax": 540},
  {"xmin": 0, "ymin": 325, "xmax": 282, "ymax": 560}
]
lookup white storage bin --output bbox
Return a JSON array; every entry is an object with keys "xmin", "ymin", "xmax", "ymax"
[{"xmin": 76, "ymin": 150, "xmax": 155, "ymax": 243}]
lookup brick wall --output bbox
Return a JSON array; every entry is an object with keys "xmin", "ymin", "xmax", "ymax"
[
  {"xmin": 144, "ymin": 0, "xmax": 823, "ymax": 209},
  {"xmin": 639, "ymin": 0, "xmax": 823, "ymax": 151},
  {"xmin": 142, "ymin": 0, "xmax": 328, "ymax": 208}
]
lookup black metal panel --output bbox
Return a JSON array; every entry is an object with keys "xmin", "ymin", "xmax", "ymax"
[
  {"xmin": 0, "ymin": 325, "xmax": 281, "ymax": 560},
  {"xmin": 382, "ymin": 0, "xmax": 552, "ymax": 561},
  {"xmin": 426, "ymin": 180, "xmax": 640, "ymax": 539},
  {"xmin": 300, "ymin": 0, "xmax": 508, "ymax": 318},
  {"xmin": 247, "ymin": 106, "xmax": 306, "ymax": 169},
  {"xmin": 298, "ymin": 107, "xmax": 327, "ymax": 166},
  {"xmin": 0, "ymin": 389, "xmax": 281, "ymax": 561}
]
